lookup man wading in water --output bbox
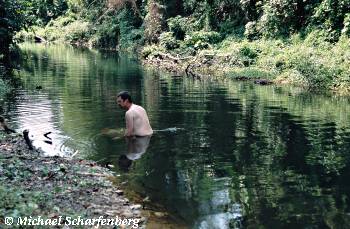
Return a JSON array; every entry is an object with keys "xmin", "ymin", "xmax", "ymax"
[
  {"xmin": 116, "ymin": 91, "xmax": 153, "ymax": 137},
  {"xmin": 116, "ymin": 91, "xmax": 152, "ymax": 171}
]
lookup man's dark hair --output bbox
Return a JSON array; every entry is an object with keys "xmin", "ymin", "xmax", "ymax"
[{"xmin": 117, "ymin": 91, "xmax": 133, "ymax": 103}]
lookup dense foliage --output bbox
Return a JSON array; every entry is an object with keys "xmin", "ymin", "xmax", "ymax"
[
  {"xmin": 0, "ymin": 0, "xmax": 24, "ymax": 60},
  {"xmin": 1, "ymin": 0, "xmax": 69, "ymax": 58},
  {"xmin": 6, "ymin": 0, "xmax": 349, "ymax": 48}
]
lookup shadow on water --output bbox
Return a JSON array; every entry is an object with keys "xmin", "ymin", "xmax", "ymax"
[{"xmin": 4, "ymin": 43, "xmax": 350, "ymax": 228}]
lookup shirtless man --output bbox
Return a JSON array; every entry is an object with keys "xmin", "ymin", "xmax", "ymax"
[{"xmin": 116, "ymin": 91, "xmax": 153, "ymax": 137}]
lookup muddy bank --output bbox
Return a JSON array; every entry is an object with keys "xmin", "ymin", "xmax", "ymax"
[{"xmin": 0, "ymin": 132, "xmax": 147, "ymax": 228}]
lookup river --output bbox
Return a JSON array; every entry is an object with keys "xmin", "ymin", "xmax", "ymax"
[{"xmin": 2, "ymin": 43, "xmax": 350, "ymax": 228}]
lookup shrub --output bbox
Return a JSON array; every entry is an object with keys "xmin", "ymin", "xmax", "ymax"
[
  {"xmin": 275, "ymin": 45, "xmax": 336, "ymax": 88},
  {"xmin": 16, "ymin": 14, "xmax": 86, "ymax": 43},
  {"xmin": 14, "ymin": 30, "xmax": 35, "ymax": 42},
  {"xmin": 304, "ymin": 28, "xmax": 342, "ymax": 45},
  {"xmin": 92, "ymin": 21, "xmax": 119, "ymax": 48},
  {"xmin": 239, "ymin": 45, "xmax": 258, "ymax": 59},
  {"xmin": 159, "ymin": 32, "xmax": 179, "ymax": 50},
  {"xmin": 167, "ymin": 16, "xmax": 190, "ymax": 40},
  {"xmin": 184, "ymin": 31, "xmax": 221, "ymax": 48},
  {"xmin": 141, "ymin": 45, "xmax": 165, "ymax": 59},
  {"xmin": 63, "ymin": 20, "xmax": 90, "ymax": 43},
  {"xmin": 244, "ymin": 21, "xmax": 260, "ymax": 40},
  {"xmin": 238, "ymin": 44, "xmax": 259, "ymax": 66},
  {"xmin": 342, "ymin": 13, "xmax": 350, "ymax": 36},
  {"xmin": 122, "ymin": 27, "xmax": 144, "ymax": 50},
  {"xmin": 44, "ymin": 26, "xmax": 64, "ymax": 41},
  {"xmin": 219, "ymin": 20, "xmax": 244, "ymax": 38},
  {"xmin": 47, "ymin": 14, "xmax": 77, "ymax": 27}
]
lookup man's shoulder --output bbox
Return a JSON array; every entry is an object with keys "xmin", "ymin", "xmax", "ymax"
[
  {"xmin": 132, "ymin": 104, "xmax": 146, "ymax": 111},
  {"xmin": 127, "ymin": 104, "xmax": 146, "ymax": 114},
  {"xmin": 126, "ymin": 104, "xmax": 139, "ymax": 114}
]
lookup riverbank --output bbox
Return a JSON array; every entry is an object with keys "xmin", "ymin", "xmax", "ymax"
[
  {"xmin": 0, "ymin": 131, "xmax": 146, "ymax": 228},
  {"xmin": 140, "ymin": 34, "xmax": 350, "ymax": 96}
]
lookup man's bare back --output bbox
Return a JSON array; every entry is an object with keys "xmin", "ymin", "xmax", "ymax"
[{"xmin": 125, "ymin": 104, "xmax": 153, "ymax": 136}]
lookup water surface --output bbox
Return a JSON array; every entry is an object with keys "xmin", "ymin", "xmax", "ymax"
[{"xmin": 3, "ymin": 43, "xmax": 350, "ymax": 228}]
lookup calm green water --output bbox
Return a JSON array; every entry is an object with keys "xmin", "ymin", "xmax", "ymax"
[{"xmin": 3, "ymin": 43, "xmax": 350, "ymax": 228}]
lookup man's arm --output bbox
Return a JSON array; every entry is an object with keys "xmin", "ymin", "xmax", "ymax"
[{"xmin": 125, "ymin": 112, "xmax": 134, "ymax": 137}]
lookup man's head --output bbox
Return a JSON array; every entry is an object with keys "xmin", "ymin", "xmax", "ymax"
[{"xmin": 117, "ymin": 91, "xmax": 133, "ymax": 110}]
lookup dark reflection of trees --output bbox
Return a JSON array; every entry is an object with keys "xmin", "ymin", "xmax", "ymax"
[
  {"xmin": 268, "ymin": 110, "xmax": 310, "ymax": 173},
  {"xmin": 204, "ymin": 88, "xmax": 240, "ymax": 162},
  {"xmin": 234, "ymin": 104, "xmax": 350, "ymax": 228},
  {"xmin": 236, "ymin": 94, "xmax": 267, "ymax": 167}
]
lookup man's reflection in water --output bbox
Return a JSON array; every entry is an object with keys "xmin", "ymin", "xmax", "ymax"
[{"xmin": 118, "ymin": 136, "xmax": 151, "ymax": 172}]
